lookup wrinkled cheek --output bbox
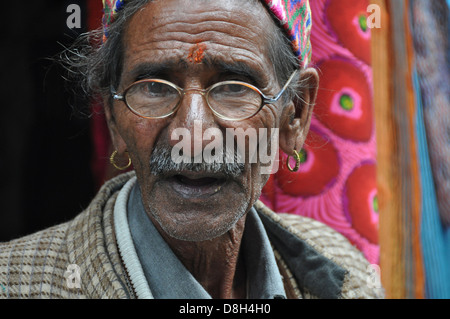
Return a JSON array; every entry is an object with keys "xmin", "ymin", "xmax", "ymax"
[
  {"xmin": 245, "ymin": 163, "xmax": 268, "ymax": 204},
  {"xmin": 121, "ymin": 119, "xmax": 168, "ymax": 173}
]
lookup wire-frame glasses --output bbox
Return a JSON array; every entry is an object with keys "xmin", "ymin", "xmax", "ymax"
[{"xmin": 112, "ymin": 69, "xmax": 298, "ymax": 121}]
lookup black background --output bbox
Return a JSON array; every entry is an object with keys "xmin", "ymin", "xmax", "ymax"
[{"xmin": 0, "ymin": 1, "xmax": 95, "ymax": 241}]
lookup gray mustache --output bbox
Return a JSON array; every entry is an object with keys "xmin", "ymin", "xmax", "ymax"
[{"xmin": 149, "ymin": 144, "xmax": 245, "ymax": 178}]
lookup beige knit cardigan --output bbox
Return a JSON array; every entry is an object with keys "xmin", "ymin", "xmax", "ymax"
[{"xmin": 0, "ymin": 172, "xmax": 383, "ymax": 299}]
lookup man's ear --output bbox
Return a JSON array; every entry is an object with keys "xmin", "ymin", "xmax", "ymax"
[
  {"xmin": 103, "ymin": 96, "xmax": 127, "ymax": 154},
  {"xmin": 279, "ymin": 67, "xmax": 319, "ymax": 156}
]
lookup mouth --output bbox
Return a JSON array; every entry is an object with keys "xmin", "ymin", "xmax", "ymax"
[{"xmin": 164, "ymin": 171, "xmax": 228, "ymax": 198}]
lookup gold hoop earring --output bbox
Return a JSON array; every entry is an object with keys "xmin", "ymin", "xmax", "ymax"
[
  {"xmin": 287, "ymin": 150, "xmax": 301, "ymax": 172},
  {"xmin": 110, "ymin": 150, "xmax": 132, "ymax": 171}
]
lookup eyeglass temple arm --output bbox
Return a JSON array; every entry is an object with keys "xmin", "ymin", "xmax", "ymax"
[
  {"xmin": 111, "ymin": 86, "xmax": 124, "ymax": 101},
  {"xmin": 263, "ymin": 69, "xmax": 299, "ymax": 104}
]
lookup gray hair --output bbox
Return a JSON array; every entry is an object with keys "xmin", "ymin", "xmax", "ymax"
[{"xmin": 61, "ymin": 0, "xmax": 306, "ymax": 117}]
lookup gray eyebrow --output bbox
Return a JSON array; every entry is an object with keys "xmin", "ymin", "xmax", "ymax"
[
  {"xmin": 201, "ymin": 55, "xmax": 267, "ymax": 87},
  {"xmin": 128, "ymin": 61, "xmax": 179, "ymax": 81}
]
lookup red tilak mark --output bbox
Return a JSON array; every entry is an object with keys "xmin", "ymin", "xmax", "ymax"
[{"xmin": 187, "ymin": 43, "xmax": 206, "ymax": 64}]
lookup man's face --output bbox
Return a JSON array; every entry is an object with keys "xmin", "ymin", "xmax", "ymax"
[{"xmin": 107, "ymin": 0, "xmax": 293, "ymax": 241}]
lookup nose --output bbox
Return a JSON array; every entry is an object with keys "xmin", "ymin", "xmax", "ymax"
[{"xmin": 167, "ymin": 86, "xmax": 219, "ymax": 159}]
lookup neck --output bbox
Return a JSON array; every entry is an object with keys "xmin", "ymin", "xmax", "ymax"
[{"xmin": 156, "ymin": 215, "xmax": 248, "ymax": 299}]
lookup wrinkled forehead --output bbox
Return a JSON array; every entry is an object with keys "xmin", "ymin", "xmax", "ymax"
[
  {"xmin": 120, "ymin": 0, "xmax": 277, "ymax": 86},
  {"xmin": 102, "ymin": 0, "xmax": 312, "ymax": 68},
  {"xmin": 124, "ymin": 0, "xmax": 273, "ymax": 44}
]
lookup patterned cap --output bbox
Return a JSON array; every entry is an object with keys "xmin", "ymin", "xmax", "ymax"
[
  {"xmin": 102, "ymin": 0, "xmax": 312, "ymax": 68},
  {"xmin": 102, "ymin": 0, "xmax": 126, "ymax": 41}
]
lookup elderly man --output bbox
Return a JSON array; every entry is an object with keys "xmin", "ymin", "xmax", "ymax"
[{"xmin": 0, "ymin": 0, "xmax": 383, "ymax": 299}]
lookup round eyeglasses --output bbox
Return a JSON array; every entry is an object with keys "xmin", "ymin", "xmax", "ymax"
[{"xmin": 112, "ymin": 70, "xmax": 298, "ymax": 121}]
